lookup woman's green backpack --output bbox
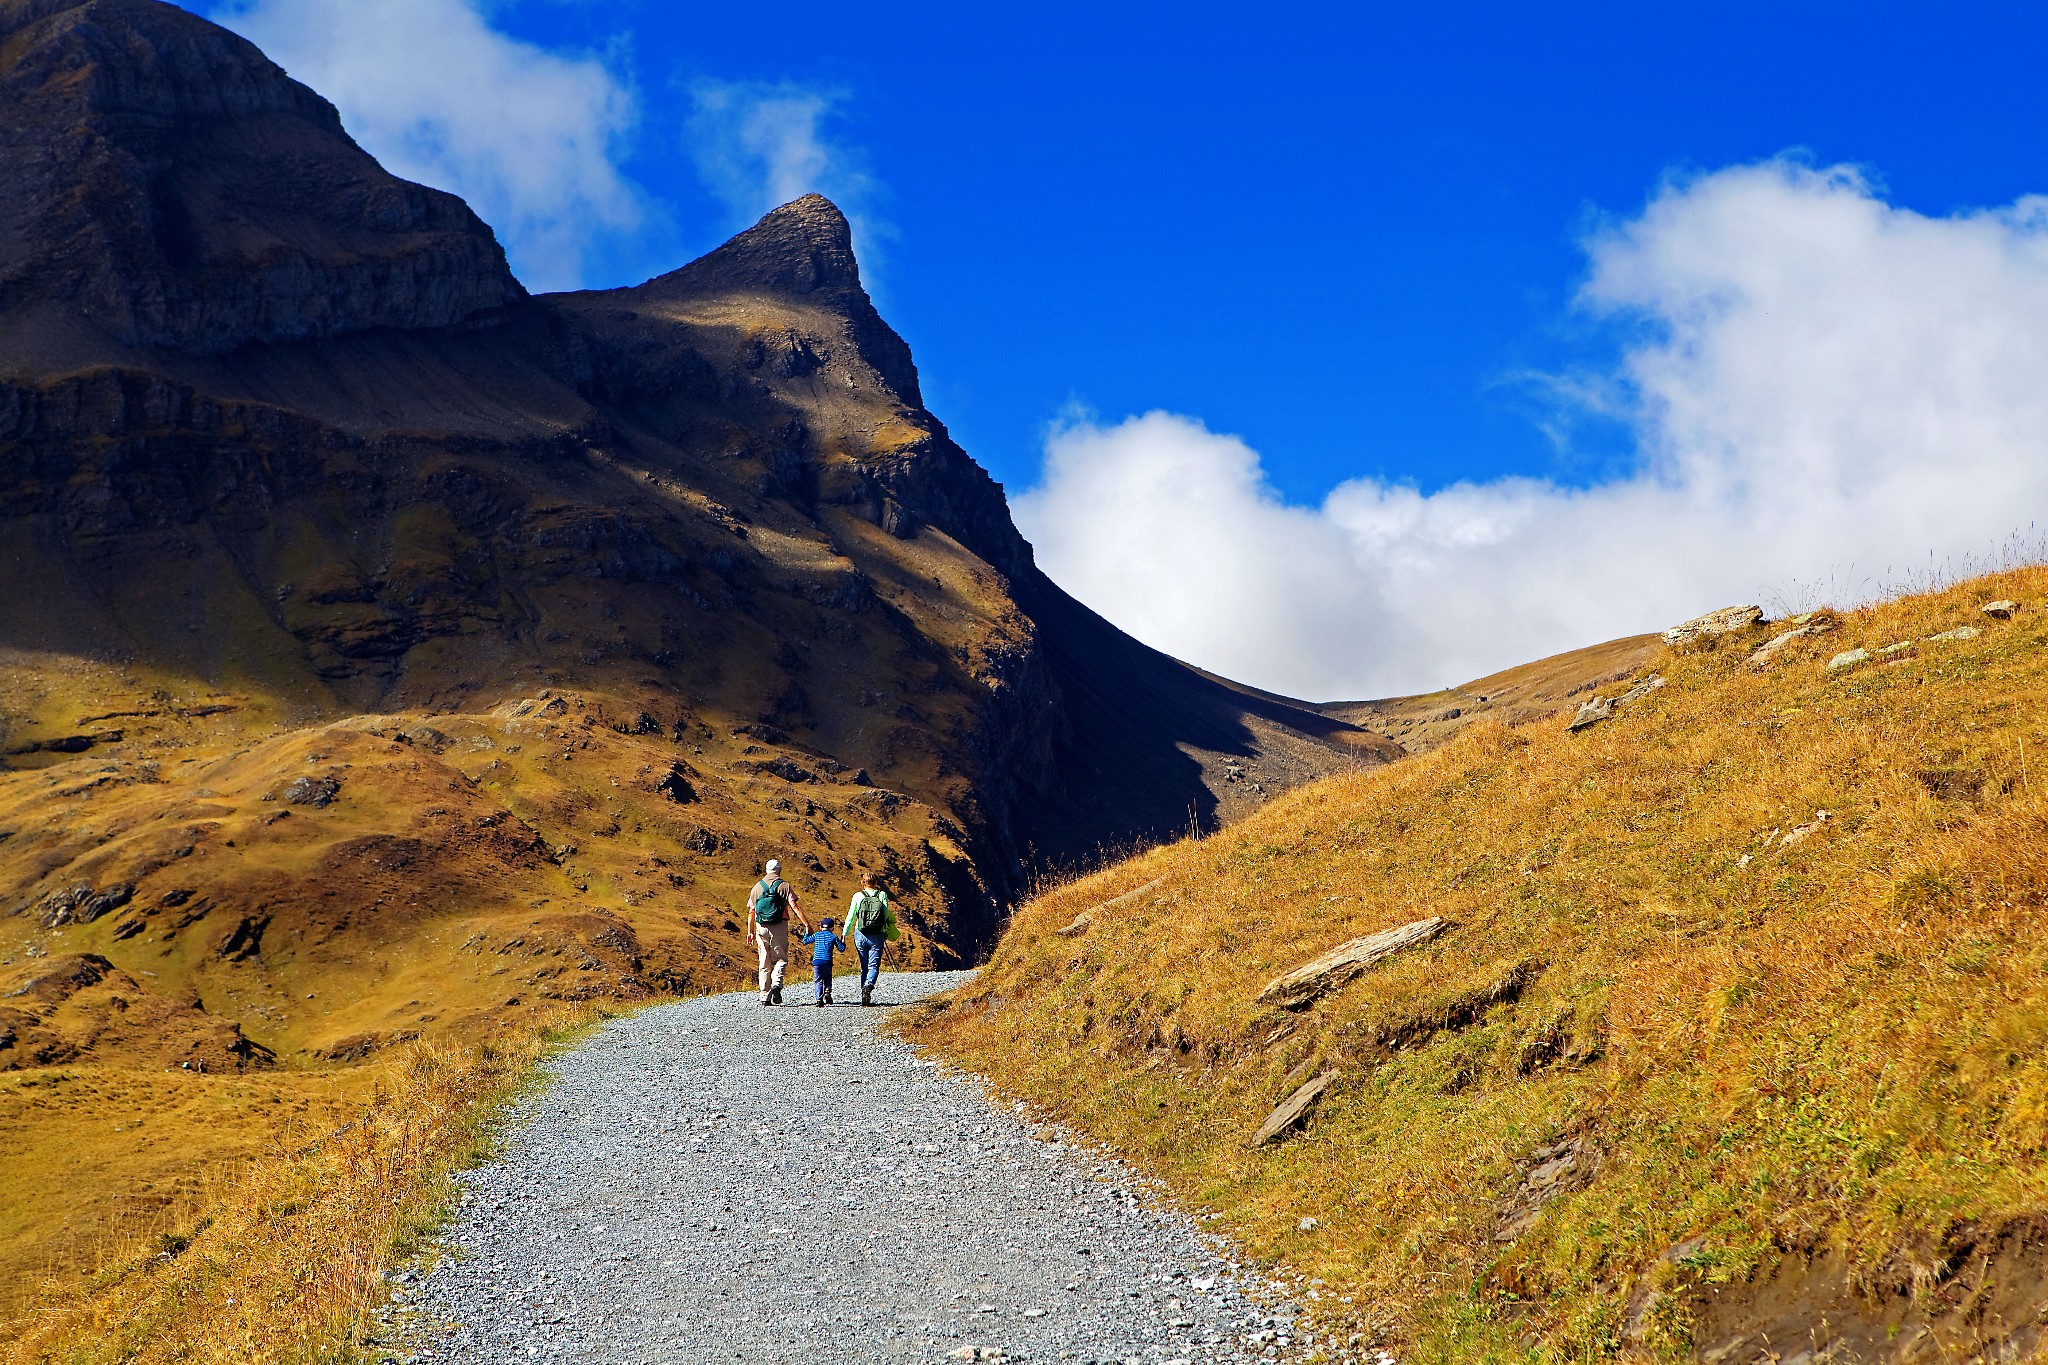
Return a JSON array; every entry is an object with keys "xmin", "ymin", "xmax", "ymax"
[
  {"xmin": 752, "ymin": 878, "xmax": 786, "ymax": 925},
  {"xmin": 852, "ymin": 888, "xmax": 894, "ymax": 939}
]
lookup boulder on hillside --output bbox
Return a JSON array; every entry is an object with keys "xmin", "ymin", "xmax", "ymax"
[
  {"xmin": 281, "ymin": 775, "xmax": 341, "ymax": 806},
  {"xmin": 1981, "ymin": 600, "xmax": 2021, "ymax": 619},
  {"xmin": 1618, "ymin": 674, "xmax": 1665, "ymax": 705},
  {"xmin": 1663, "ymin": 605, "xmax": 1763, "ymax": 646},
  {"xmin": 1748, "ymin": 611, "xmax": 1841, "ymax": 669},
  {"xmin": 1494, "ymin": 1136, "xmax": 1598, "ymax": 1243},
  {"xmin": 654, "ymin": 763, "xmax": 696, "ymax": 804},
  {"xmin": 1256, "ymin": 916, "xmax": 1446, "ymax": 1009},
  {"xmin": 401, "ymin": 724, "xmax": 451, "ymax": 752}
]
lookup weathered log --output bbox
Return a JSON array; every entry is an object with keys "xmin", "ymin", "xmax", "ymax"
[
  {"xmin": 1255, "ymin": 916, "xmax": 1446, "ymax": 1009},
  {"xmin": 1251, "ymin": 1069, "xmax": 1339, "ymax": 1147},
  {"xmin": 1052, "ymin": 877, "xmax": 1165, "ymax": 937}
]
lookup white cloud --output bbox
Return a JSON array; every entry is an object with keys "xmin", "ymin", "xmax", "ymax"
[
  {"xmin": 1016, "ymin": 161, "xmax": 2048, "ymax": 700},
  {"xmin": 686, "ymin": 80, "xmax": 888, "ymax": 263},
  {"xmin": 213, "ymin": 0, "xmax": 643, "ymax": 291}
]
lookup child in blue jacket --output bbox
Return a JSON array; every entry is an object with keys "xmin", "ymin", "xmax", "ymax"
[{"xmin": 800, "ymin": 917, "xmax": 847, "ymax": 1006}]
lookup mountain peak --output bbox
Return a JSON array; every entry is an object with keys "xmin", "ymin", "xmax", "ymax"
[
  {"xmin": 651, "ymin": 194, "xmax": 865, "ymax": 303},
  {"xmin": 768, "ymin": 192, "xmax": 851, "ymax": 232},
  {"xmin": 631, "ymin": 193, "xmax": 922, "ymax": 402}
]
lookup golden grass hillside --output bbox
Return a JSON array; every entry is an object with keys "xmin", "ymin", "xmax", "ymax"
[
  {"xmin": 904, "ymin": 567, "xmax": 2048, "ymax": 1365},
  {"xmin": 0, "ymin": 646, "xmax": 978, "ymax": 1340}
]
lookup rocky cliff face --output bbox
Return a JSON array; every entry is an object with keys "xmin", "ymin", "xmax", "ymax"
[
  {"xmin": 0, "ymin": 0, "xmax": 521, "ymax": 362},
  {"xmin": 0, "ymin": 0, "xmax": 1396, "ymax": 971}
]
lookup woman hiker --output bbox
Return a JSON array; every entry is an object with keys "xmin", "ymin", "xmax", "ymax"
[
  {"xmin": 843, "ymin": 871, "xmax": 899, "ymax": 1006},
  {"xmin": 745, "ymin": 859, "xmax": 810, "ymax": 1006}
]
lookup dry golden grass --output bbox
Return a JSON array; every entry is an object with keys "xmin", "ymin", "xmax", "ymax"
[
  {"xmin": 0, "ymin": 1068, "xmax": 370, "ymax": 1320},
  {"xmin": 0, "ymin": 653, "xmax": 966, "ymax": 1304},
  {"xmin": 904, "ymin": 568, "xmax": 2048, "ymax": 1362},
  {"xmin": 2, "ymin": 1007, "xmax": 596, "ymax": 1364}
]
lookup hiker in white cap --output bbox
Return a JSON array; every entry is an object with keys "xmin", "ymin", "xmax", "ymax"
[{"xmin": 744, "ymin": 859, "xmax": 809, "ymax": 1006}]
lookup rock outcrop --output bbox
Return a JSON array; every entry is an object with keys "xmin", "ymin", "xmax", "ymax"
[
  {"xmin": 0, "ymin": 950, "xmax": 272, "ymax": 1070},
  {"xmin": 1662, "ymin": 605, "xmax": 1762, "ymax": 646},
  {"xmin": 1564, "ymin": 673, "xmax": 1664, "ymax": 733},
  {"xmin": 1494, "ymin": 1136, "xmax": 1597, "ymax": 1243}
]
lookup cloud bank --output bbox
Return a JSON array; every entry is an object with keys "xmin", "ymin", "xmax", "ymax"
[
  {"xmin": 1016, "ymin": 161, "xmax": 2048, "ymax": 700},
  {"xmin": 215, "ymin": 0, "xmax": 643, "ymax": 291}
]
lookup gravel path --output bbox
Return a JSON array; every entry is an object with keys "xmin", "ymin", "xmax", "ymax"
[{"xmin": 399, "ymin": 971, "xmax": 1303, "ymax": 1365}]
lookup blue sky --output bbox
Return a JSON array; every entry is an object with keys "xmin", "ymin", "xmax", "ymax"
[{"xmin": 207, "ymin": 1, "xmax": 2048, "ymax": 696}]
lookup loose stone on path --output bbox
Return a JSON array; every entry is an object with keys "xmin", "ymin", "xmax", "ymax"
[{"xmin": 404, "ymin": 971, "xmax": 1299, "ymax": 1365}]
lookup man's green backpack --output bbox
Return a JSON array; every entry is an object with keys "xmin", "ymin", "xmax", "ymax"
[{"xmin": 752, "ymin": 878, "xmax": 786, "ymax": 926}]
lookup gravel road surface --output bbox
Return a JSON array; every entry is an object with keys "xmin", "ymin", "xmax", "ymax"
[{"xmin": 400, "ymin": 971, "xmax": 1302, "ymax": 1365}]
